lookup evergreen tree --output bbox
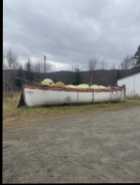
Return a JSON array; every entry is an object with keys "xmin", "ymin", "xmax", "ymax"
[
  {"xmin": 73, "ymin": 67, "xmax": 81, "ymax": 85},
  {"xmin": 135, "ymin": 45, "xmax": 140, "ymax": 64},
  {"xmin": 25, "ymin": 58, "xmax": 34, "ymax": 82},
  {"xmin": 15, "ymin": 66, "xmax": 25, "ymax": 89}
]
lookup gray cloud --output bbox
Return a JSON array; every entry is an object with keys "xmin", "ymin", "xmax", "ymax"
[{"xmin": 3, "ymin": 0, "xmax": 140, "ymax": 69}]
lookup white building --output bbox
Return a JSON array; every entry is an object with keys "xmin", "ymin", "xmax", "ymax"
[{"xmin": 118, "ymin": 72, "xmax": 140, "ymax": 97}]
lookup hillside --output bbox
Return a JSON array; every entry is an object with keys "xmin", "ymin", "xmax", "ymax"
[{"xmin": 3, "ymin": 65, "xmax": 140, "ymax": 92}]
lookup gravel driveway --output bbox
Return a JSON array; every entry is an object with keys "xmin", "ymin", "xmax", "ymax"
[{"xmin": 3, "ymin": 107, "xmax": 140, "ymax": 183}]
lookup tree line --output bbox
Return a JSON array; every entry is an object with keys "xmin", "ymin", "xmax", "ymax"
[{"xmin": 3, "ymin": 45, "xmax": 140, "ymax": 95}]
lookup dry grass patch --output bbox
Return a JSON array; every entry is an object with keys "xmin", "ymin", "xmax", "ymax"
[{"xmin": 3, "ymin": 92, "xmax": 140, "ymax": 128}]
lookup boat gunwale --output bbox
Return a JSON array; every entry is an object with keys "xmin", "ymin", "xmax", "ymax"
[{"xmin": 23, "ymin": 84, "xmax": 125, "ymax": 93}]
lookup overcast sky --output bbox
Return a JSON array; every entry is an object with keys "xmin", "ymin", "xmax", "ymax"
[{"xmin": 3, "ymin": 0, "xmax": 140, "ymax": 70}]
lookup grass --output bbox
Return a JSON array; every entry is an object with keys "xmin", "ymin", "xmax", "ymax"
[{"xmin": 3, "ymin": 92, "xmax": 140, "ymax": 128}]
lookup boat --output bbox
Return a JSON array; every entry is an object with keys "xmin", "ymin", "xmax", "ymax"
[{"xmin": 18, "ymin": 84, "xmax": 126, "ymax": 107}]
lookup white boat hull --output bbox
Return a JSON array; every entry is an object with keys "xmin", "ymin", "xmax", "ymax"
[{"xmin": 21, "ymin": 85, "xmax": 125, "ymax": 107}]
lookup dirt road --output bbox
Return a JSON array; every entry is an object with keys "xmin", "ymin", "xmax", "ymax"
[{"xmin": 3, "ymin": 106, "xmax": 140, "ymax": 183}]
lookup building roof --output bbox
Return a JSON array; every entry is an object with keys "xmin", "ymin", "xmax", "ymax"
[{"xmin": 118, "ymin": 71, "xmax": 140, "ymax": 81}]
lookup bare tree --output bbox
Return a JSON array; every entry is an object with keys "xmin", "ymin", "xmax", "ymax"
[
  {"xmin": 73, "ymin": 65, "xmax": 81, "ymax": 85},
  {"xmin": 100, "ymin": 60, "xmax": 106, "ymax": 70},
  {"xmin": 6, "ymin": 49, "xmax": 18, "ymax": 69},
  {"xmin": 120, "ymin": 56, "xmax": 132, "ymax": 69},
  {"xmin": 24, "ymin": 56, "xmax": 52, "ymax": 73},
  {"xmin": 25, "ymin": 58, "xmax": 32, "ymax": 72},
  {"xmin": 71, "ymin": 64, "xmax": 75, "ymax": 72},
  {"xmin": 111, "ymin": 64, "xmax": 116, "ymax": 70},
  {"xmin": 37, "ymin": 56, "xmax": 52, "ymax": 73},
  {"xmin": 4, "ymin": 49, "xmax": 19, "ymax": 96},
  {"xmin": 44, "ymin": 62, "xmax": 52, "ymax": 73},
  {"xmin": 88, "ymin": 58, "xmax": 97, "ymax": 85},
  {"xmin": 3, "ymin": 55, "xmax": 8, "ymax": 69},
  {"xmin": 33, "ymin": 61, "xmax": 41, "ymax": 73}
]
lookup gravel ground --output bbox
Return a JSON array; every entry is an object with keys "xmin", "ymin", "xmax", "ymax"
[{"xmin": 3, "ymin": 107, "xmax": 140, "ymax": 183}]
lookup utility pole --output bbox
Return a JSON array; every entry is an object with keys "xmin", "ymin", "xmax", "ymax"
[{"xmin": 44, "ymin": 55, "xmax": 46, "ymax": 73}]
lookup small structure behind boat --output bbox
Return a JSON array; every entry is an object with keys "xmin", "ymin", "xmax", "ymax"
[{"xmin": 118, "ymin": 72, "xmax": 140, "ymax": 97}]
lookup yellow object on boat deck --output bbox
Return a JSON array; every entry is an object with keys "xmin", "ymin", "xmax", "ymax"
[
  {"xmin": 54, "ymin": 81, "xmax": 65, "ymax": 87},
  {"xmin": 41, "ymin": 78, "xmax": 54, "ymax": 86},
  {"xmin": 77, "ymin": 84, "xmax": 90, "ymax": 88}
]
